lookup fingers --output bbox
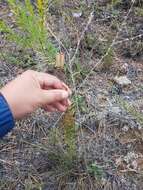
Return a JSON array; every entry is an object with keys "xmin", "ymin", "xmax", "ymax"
[
  {"xmin": 37, "ymin": 72, "xmax": 63, "ymax": 89},
  {"xmin": 41, "ymin": 89, "xmax": 69, "ymax": 105},
  {"xmin": 61, "ymin": 99, "xmax": 71, "ymax": 107},
  {"xmin": 53, "ymin": 102, "xmax": 67, "ymax": 112},
  {"xmin": 35, "ymin": 71, "xmax": 72, "ymax": 111},
  {"xmin": 42, "ymin": 99, "xmax": 71, "ymax": 112},
  {"xmin": 62, "ymin": 82, "xmax": 72, "ymax": 95},
  {"xmin": 36, "ymin": 72, "xmax": 72, "ymax": 94},
  {"xmin": 43, "ymin": 105, "xmax": 56, "ymax": 112},
  {"xmin": 52, "ymin": 99, "xmax": 71, "ymax": 112}
]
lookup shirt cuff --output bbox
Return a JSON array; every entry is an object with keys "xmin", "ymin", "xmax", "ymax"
[{"xmin": 0, "ymin": 93, "xmax": 15, "ymax": 138}]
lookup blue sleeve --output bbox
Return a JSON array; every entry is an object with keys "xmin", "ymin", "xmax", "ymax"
[{"xmin": 0, "ymin": 93, "xmax": 15, "ymax": 138}]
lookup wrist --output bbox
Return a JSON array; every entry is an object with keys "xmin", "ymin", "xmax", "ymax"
[
  {"xmin": 0, "ymin": 88, "xmax": 17, "ymax": 119},
  {"xmin": 0, "ymin": 92, "xmax": 15, "ymax": 137}
]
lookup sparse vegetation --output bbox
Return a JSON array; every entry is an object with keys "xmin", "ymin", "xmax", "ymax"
[
  {"xmin": 88, "ymin": 162, "xmax": 104, "ymax": 180},
  {"xmin": 102, "ymin": 46, "xmax": 114, "ymax": 70},
  {"xmin": 0, "ymin": 0, "xmax": 143, "ymax": 189},
  {"xmin": 0, "ymin": 0, "xmax": 57, "ymax": 67},
  {"xmin": 117, "ymin": 97, "xmax": 143, "ymax": 126},
  {"xmin": 135, "ymin": 7, "xmax": 143, "ymax": 17}
]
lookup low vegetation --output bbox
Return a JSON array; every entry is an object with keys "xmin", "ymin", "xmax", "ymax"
[{"xmin": 0, "ymin": 0, "xmax": 57, "ymax": 67}]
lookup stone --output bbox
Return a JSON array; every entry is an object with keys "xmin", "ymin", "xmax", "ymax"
[
  {"xmin": 114, "ymin": 76, "xmax": 131, "ymax": 86},
  {"xmin": 121, "ymin": 63, "xmax": 128, "ymax": 74},
  {"xmin": 122, "ymin": 125, "xmax": 129, "ymax": 132},
  {"xmin": 110, "ymin": 106, "xmax": 121, "ymax": 114},
  {"xmin": 72, "ymin": 12, "xmax": 82, "ymax": 18}
]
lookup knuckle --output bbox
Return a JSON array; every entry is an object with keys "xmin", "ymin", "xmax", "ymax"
[
  {"xmin": 26, "ymin": 70, "xmax": 33, "ymax": 74},
  {"xmin": 58, "ymin": 91, "xmax": 64, "ymax": 99},
  {"xmin": 25, "ymin": 70, "xmax": 36, "ymax": 76},
  {"xmin": 38, "ymin": 92, "xmax": 44, "ymax": 105},
  {"xmin": 50, "ymin": 74, "xmax": 60, "ymax": 81},
  {"xmin": 53, "ymin": 76, "xmax": 60, "ymax": 81}
]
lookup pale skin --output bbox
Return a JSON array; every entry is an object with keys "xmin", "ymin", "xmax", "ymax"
[{"xmin": 0, "ymin": 70, "xmax": 72, "ymax": 119}]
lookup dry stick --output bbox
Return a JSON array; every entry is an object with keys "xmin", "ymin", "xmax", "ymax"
[
  {"xmin": 0, "ymin": 158, "xmax": 14, "ymax": 166},
  {"xmin": 70, "ymin": 11, "xmax": 94, "ymax": 64},
  {"xmin": 46, "ymin": 23, "xmax": 70, "ymax": 57},
  {"xmin": 66, "ymin": 12, "xmax": 96, "ymax": 189},
  {"xmin": 76, "ymin": 0, "xmax": 136, "ymax": 92},
  {"xmin": 114, "ymin": 33, "xmax": 143, "ymax": 45},
  {"xmin": 70, "ymin": 28, "xmax": 142, "ymax": 90},
  {"xmin": 47, "ymin": 11, "xmax": 95, "ymax": 188},
  {"xmin": 99, "ymin": 34, "xmax": 143, "ymax": 45}
]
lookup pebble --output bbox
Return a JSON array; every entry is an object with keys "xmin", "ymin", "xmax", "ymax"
[
  {"xmin": 110, "ymin": 106, "xmax": 121, "ymax": 114},
  {"xmin": 114, "ymin": 76, "xmax": 131, "ymax": 86},
  {"xmin": 122, "ymin": 125, "xmax": 129, "ymax": 132},
  {"xmin": 121, "ymin": 63, "xmax": 128, "ymax": 73},
  {"xmin": 72, "ymin": 12, "xmax": 82, "ymax": 18}
]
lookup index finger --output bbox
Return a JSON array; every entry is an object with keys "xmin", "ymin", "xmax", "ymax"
[
  {"xmin": 36, "ymin": 72, "xmax": 72, "ymax": 95},
  {"xmin": 36, "ymin": 72, "xmax": 63, "ymax": 89},
  {"xmin": 62, "ymin": 82, "xmax": 72, "ymax": 96}
]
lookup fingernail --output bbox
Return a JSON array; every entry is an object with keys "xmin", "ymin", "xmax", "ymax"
[
  {"xmin": 68, "ymin": 99, "xmax": 72, "ymax": 106},
  {"xmin": 69, "ymin": 89, "xmax": 72, "ymax": 96},
  {"xmin": 62, "ymin": 82, "xmax": 72, "ymax": 95},
  {"xmin": 62, "ymin": 91, "xmax": 69, "ymax": 99}
]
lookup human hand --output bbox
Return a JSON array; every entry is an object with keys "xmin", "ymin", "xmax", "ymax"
[{"xmin": 0, "ymin": 70, "xmax": 71, "ymax": 119}]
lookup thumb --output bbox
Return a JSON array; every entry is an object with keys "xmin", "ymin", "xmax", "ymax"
[{"xmin": 41, "ymin": 89, "xmax": 69, "ymax": 105}]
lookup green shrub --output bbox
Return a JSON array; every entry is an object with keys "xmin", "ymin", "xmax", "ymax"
[
  {"xmin": 117, "ymin": 97, "xmax": 143, "ymax": 126},
  {"xmin": 88, "ymin": 162, "xmax": 104, "ymax": 179},
  {"xmin": 0, "ymin": 0, "xmax": 57, "ymax": 66},
  {"xmin": 102, "ymin": 47, "xmax": 114, "ymax": 70},
  {"xmin": 135, "ymin": 7, "xmax": 143, "ymax": 17},
  {"xmin": 111, "ymin": 0, "xmax": 121, "ymax": 7}
]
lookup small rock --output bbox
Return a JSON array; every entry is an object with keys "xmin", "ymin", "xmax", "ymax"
[
  {"xmin": 110, "ymin": 106, "xmax": 121, "ymax": 114},
  {"xmin": 96, "ymin": 94, "xmax": 108, "ymax": 108},
  {"xmin": 132, "ymin": 160, "xmax": 138, "ymax": 170},
  {"xmin": 114, "ymin": 76, "xmax": 131, "ymax": 86},
  {"xmin": 110, "ymin": 84, "xmax": 122, "ymax": 95},
  {"xmin": 72, "ymin": 12, "xmax": 82, "ymax": 18},
  {"xmin": 8, "ymin": 12, "xmax": 13, "ymax": 17},
  {"xmin": 127, "ymin": 65, "xmax": 138, "ymax": 78},
  {"xmin": 122, "ymin": 125, "xmax": 129, "ymax": 132},
  {"xmin": 124, "ymin": 152, "xmax": 139, "ymax": 164},
  {"xmin": 121, "ymin": 63, "xmax": 128, "ymax": 73}
]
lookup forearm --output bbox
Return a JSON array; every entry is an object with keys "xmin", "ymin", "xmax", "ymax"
[{"xmin": 0, "ymin": 93, "xmax": 15, "ymax": 138}]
